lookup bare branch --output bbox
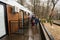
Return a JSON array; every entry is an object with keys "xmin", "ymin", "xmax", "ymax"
[
  {"xmin": 52, "ymin": 0, "xmax": 59, "ymax": 6},
  {"xmin": 55, "ymin": 0, "xmax": 59, "ymax": 5},
  {"xmin": 49, "ymin": 0, "xmax": 59, "ymax": 19}
]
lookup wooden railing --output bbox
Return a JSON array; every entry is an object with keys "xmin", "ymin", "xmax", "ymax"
[{"xmin": 39, "ymin": 22, "xmax": 54, "ymax": 40}]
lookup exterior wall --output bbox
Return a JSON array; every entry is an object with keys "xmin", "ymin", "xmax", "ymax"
[
  {"xmin": 7, "ymin": 5, "xmax": 28, "ymax": 34},
  {"xmin": 7, "ymin": 5, "xmax": 18, "ymax": 21},
  {"xmin": 7, "ymin": 5, "xmax": 19, "ymax": 34}
]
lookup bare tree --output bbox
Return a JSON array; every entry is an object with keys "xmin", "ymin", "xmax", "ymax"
[
  {"xmin": 48, "ymin": 0, "xmax": 59, "ymax": 26},
  {"xmin": 17, "ymin": 0, "xmax": 23, "ymax": 5},
  {"xmin": 49, "ymin": 0, "xmax": 59, "ymax": 19},
  {"xmin": 34, "ymin": 0, "xmax": 41, "ymax": 17},
  {"xmin": 46, "ymin": 0, "xmax": 50, "ymax": 19}
]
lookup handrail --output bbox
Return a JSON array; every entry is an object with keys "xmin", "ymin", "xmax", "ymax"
[
  {"xmin": 42, "ymin": 24, "xmax": 54, "ymax": 40},
  {"xmin": 53, "ymin": 22, "xmax": 60, "ymax": 26},
  {"xmin": 39, "ymin": 22, "xmax": 54, "ymax": 40},
  {"xmin": 39, "ymin": 22, "xmax": 46, "ymax": 40}
]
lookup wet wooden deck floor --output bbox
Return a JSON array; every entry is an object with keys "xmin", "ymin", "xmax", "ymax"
[{"xmin": 1, "ymin": 24, "xmax": 41, "ymax": 40}]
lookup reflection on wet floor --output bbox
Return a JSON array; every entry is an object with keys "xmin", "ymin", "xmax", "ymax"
[
  {"xmin": 1, "ymin": 29, "xmax": 29, "ymax": 40},
  {"xmin": 1, "ymin": 25, "xmax": 41, "ymax": 40}
]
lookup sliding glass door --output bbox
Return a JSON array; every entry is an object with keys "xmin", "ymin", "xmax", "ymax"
[{"xmin": 0, "ymin": 4, "xmax": 6, "ymax": 37}]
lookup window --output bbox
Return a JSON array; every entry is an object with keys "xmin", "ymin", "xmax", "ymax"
[{"xmin": 0, "ymin": 4, "xmax": 6, "ymax": 37}]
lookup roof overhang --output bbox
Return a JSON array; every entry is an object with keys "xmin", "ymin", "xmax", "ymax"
[{"xmin": 0, "ymin": 0, "xmax": 32, "ymax": 14}]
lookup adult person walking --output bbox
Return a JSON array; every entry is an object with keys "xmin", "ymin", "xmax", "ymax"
[
  {"xmin": 35, "ymin": 16, "xmax": 40, "ymax": 27},
  {"xmin": 31, "ymin": 15, "xmax": 36, "ymax": 26}
]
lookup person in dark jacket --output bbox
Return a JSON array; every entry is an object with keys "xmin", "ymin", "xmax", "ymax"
[
  {"xmin": 35, "ymin": 16, "xmax": 40, "ymax": 26},
  {"xmin": 31, "ymin": 15, "xmax": 36, "ymax": 25},
  {"xmin": 31, "ymin": 15, "xmax": 36, "ymax": 21}
]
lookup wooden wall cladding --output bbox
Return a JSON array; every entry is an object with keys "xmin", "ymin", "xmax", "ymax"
[
  {"xmin": 7, "ymin": 5, "xmax": 19, "ymax": 21},
  {"xmin": 7, "ymin": 5, "xmax": 19, "ymax": 34},
  {"xmin": 7, "ymin": 5, "xmax": 28, "ymax": 34}
]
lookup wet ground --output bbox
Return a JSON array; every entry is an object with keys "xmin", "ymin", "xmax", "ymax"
[{"xmin": 1, "ymin": 24, "xmax": 41, "ymax": 40}]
